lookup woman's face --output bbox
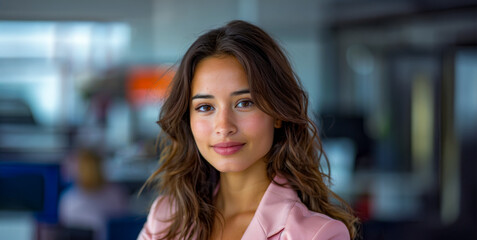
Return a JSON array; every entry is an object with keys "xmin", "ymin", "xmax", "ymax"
[{"xmin": 190, "ymin": 55, "xmax": 277, "ymax": 173}]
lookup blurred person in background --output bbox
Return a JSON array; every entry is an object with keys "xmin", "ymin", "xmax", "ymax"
[
  {"xmin": 138, "ymin": 20, "xmax": 358, "ymax": 240},
  {"xmin": 59, "ymin": 148, "xmax": 128, "ymax": 240}
]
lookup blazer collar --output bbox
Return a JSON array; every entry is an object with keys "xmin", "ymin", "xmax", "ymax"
[{"xmin": 241, "ymin": 175, "xmax": 299, "ymax": 239}]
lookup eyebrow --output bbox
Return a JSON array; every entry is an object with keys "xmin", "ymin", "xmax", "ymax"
[{"xmin": 191, "ymin": 89, "xmax": 250, "ymax": 100}]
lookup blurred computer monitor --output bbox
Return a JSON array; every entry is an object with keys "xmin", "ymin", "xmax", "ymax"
[{"xmin": 0, "ymin": 162, "xmax": 60, "ymax": 223}]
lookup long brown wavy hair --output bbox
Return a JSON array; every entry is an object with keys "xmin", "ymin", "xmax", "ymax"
[{"xmin": 146, "ymin": 20, "xmax": 359, "ymax": 239}]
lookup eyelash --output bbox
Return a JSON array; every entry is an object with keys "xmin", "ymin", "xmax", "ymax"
[
  {"xmin": 236, "ymin": 99, "xmax": 254, "ymax": 108},
  {"xmin": 194, "ymin": 99, "xmax": 254, "ymax": 112},
  {"xmin": 195, "ymin": 104, "xmax": 214, "ymax": 112}
]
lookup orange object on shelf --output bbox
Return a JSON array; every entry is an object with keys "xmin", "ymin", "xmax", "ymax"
[{"xmin": 126, "ymin": 66, "xmax": 174, "ymax": 107}]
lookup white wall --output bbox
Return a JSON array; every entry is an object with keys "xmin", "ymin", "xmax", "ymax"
[{"xmin": 0, "ymin": 0, "xmax": 155, "ymax": 62}]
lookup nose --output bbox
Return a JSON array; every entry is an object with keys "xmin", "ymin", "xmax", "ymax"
[{"xmin": 214, "ymin": 107, "xmax": 237, "ymax": 136}]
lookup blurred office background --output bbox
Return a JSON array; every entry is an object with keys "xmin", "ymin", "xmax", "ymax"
[{"xmin": 0, "ymin": 0, "xmax": 476, "ymax": 239}]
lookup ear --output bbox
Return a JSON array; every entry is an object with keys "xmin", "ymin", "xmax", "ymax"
[{"xmin": 274, "ymin": 119, "xmax": 282, "ymax": 128}]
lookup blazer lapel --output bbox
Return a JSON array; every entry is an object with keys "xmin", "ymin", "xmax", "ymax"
[{"xmin": 241, "ymin": 175, "xmax": 299, "ymax": 239}]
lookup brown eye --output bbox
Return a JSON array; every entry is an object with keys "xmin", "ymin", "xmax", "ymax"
[
  {"xmin": 236, "ymin": 100, "xmax": 254, "ymax": 108},
  {"xmin": 196, "ymin": 104, "xmax": 214, "ymax": 112}
]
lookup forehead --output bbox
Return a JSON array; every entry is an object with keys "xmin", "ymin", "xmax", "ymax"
[{"xmin": 191, "ymin": 55, "xmax": 249, "ymax": 94}]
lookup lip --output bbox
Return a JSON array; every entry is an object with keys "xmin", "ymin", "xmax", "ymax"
[{"xmin": 212, "ymin": 142, "xmax": 245, "ymax": 155}]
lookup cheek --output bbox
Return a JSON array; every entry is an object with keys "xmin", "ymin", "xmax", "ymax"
[
  {"xmin": 240, "ymin": 113, "xmax": 275, "ymax": 138},
  {"xmin": 190, "ymin": 117, "xmax": 211, "ymax": 143}
]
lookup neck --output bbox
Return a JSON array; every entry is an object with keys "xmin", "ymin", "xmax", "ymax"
[{"xmin": 216, "ymin": 161, "xmax": 270, "ymax": 218}]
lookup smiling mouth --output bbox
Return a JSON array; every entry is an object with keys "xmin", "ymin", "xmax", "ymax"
[{"xmin": 212, "ymin": 142, "xmax": 245, "ymax": 155}]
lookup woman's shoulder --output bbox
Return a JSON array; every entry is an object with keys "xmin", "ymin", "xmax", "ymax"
[
  {"xmin": 258, "ymin": 177, "xmax": 350, "ymax": 239},
  {"xmin": 284, "ymin": 201, "xmax": 350, "ymax": 240},
  {"xmin": 149, "ymin": 195, "xmax": 176, "ymax": 218},
  {"xmin": 137, "ymin": 195, "xmax": 175, "ymax": 240}
]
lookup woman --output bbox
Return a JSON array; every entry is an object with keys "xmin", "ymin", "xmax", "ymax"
[{"xmin": 139, "ymin": 20, "xmax": 358, "ymax": 240}]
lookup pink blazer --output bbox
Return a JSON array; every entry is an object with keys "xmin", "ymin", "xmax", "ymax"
[{"xmin": 138, "ymin": 176, "xmax": 350, "ymax": 240}]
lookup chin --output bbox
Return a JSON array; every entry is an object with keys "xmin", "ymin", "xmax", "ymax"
[
  {"xmin": 211, "ymin": 160, "xmax": 252, "ymax": 173},
  {"xmin": 214, "ymin": 164, "xmax": 250, "ymax": 173}
]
